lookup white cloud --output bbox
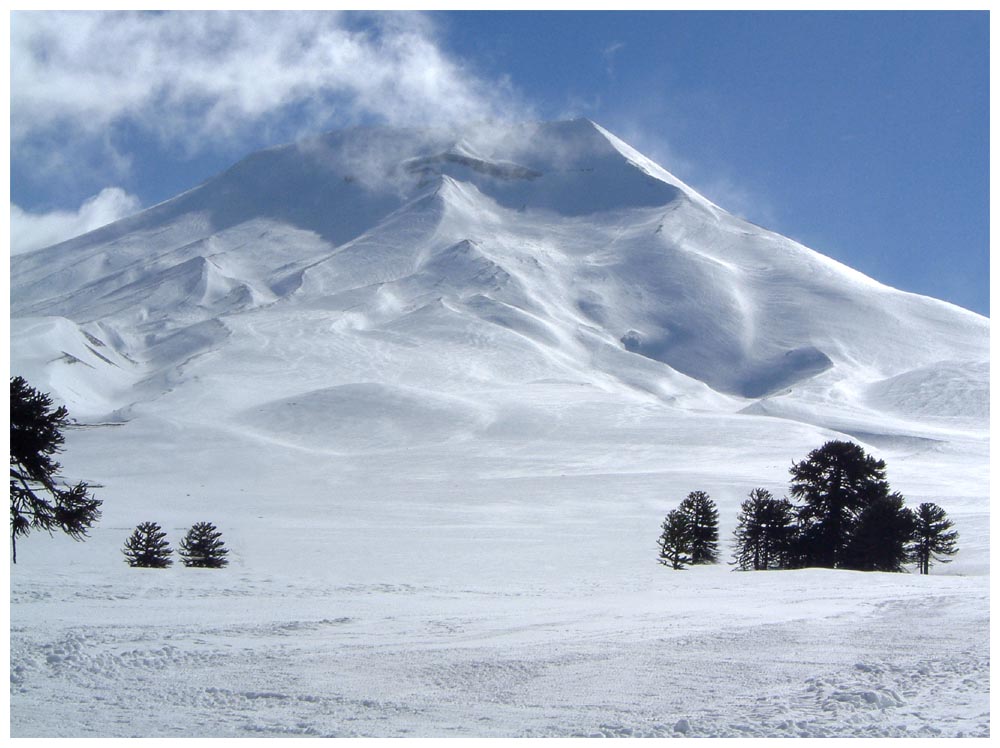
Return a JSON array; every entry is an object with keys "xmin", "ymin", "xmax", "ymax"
[
  {"xmin": 10, "ymin": 11, "xmax": 528, "ymax": 157},
  {"xmin": 10, "ymin": 188, "xmax": 142, "ymax": 254},
  {"xmin": 602, "ymin": 42, "xmax": 625, "ymax": 78}
]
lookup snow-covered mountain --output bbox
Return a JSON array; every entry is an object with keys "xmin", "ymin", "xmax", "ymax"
[
  {"xmin": 9, "ymin": 120, "xmax": 989, "ymax": 737},
  {"xmin": 10, "ymin": 119, "xmax": 988, "ymax": 428}
]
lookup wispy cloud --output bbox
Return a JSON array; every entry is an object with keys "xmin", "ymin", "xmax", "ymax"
[
  {"xmin": 602, "ymin": 41, "xmax": 625, "ymax": 78},
  {"xmin": 10, "ymin": 188, "xmax": 142, "ymax": 255},
  {"xmin": 11, "ymin": 11, "xmax": 530, "ymax": 188}
]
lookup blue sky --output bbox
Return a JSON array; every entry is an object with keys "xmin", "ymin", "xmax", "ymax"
[{"xmin": 9, "ymin": 10, "xmax": 990, "ymax": 315}]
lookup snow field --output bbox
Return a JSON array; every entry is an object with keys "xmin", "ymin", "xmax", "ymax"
[
  {"xmin": 9, "ymin": 393, "xmax": 990, "ymax": 737},
  {"xmin": 10, "ymin": 540, "xmax": 989, "ymax": 737}
]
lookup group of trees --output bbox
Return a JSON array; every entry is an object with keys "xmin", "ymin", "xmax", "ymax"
[
  {"xmin": 123, "ymin": 521, "xmax": 230, "ymax": 568},
  {"xmin": 660, "ymin": 441, "xmax": 959, "ymax": 575}
]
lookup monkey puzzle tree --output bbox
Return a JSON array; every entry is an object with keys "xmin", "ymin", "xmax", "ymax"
[
  {"xmin": 10, "ymin": 376, "xmax": 102, "ymax": 564},
  {"xmin": 178, "ymin": 522, "xmax": 230, "ymax": 568},
  {"xmin": 909, "ymin": 502, "xmax": 959, "ymax": 575},
  {"xmin": 657, "ymin": 509, "xmax": 692, "ymax": 570},
  {"xmin": 843, "ymin": 491, "xmax": 915, "ymax": 572},
  {"xmin": 731, "ymin": 488, "xmax": 797, "ymax": 571},
  {"xmin": 678, "ymin": 490, "xmax": 719, "ymax": 564},
  {"xmin": 122, "ymin": 521, "xmax": 173, "ymax": 568},
  {"xmin": 789, "ymin": 440, "xmax": 891, "ymax": 569}
]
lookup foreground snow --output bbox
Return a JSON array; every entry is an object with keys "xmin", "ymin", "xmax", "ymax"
[
  {"xmin": 9, "ymin": 407, "xmax": 989, "ymax": 738},
  {"xmin": 9, "ymin": 564, "xmax": 989, "ymax": 738}
]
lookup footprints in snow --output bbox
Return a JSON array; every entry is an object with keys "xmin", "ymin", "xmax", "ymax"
[
  {"xmin": 555, "ymin": 656, "xmax": 988, "ymax": 739},
  {"xmin": 11, "ymin": 631, "xmax": 229, "ymax": 693}
]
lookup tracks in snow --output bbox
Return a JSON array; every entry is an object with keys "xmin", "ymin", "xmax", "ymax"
[{"xmin": 9, "ymin": 580, "xmax": 989, "ymax": 738}]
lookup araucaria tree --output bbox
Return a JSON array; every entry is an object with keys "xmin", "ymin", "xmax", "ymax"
[
  {"xmin": 731, "ymin": 488, "xmax": 796, "ymax": 571},
  {"xmin": 178, "ymin": 522, "xmax": 230, "ymax": 568},
  {"xmin": 122, "ymin": 522, "xmax": 173, "ymax": 567},
  {"xmin": 657, "ymin": 509, "xmax": 692, "ymax": 570},
  {"xmin": 678, "ymin": 490, "xmax": 719, "ymax": 564},
  {"xmin": 909, "ymin": 502, "xmax": 959, "ymax": 574},
  {"xmin": 789, "ymin": 440, "xmax": 893, "ymax": 570},
  {"xmin": 843, "ymin": 491, "xmax": 915, "ymax": 572},
  {"xmin": 10, "ymin": 376, "xmax": 102, "ymax": 564}
]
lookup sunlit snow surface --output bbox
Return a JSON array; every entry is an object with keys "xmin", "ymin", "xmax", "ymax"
[{"xmin": 9, "ymin": 120, "xmax": 989, "ymax": 737}]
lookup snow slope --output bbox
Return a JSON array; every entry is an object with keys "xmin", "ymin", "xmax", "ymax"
[{"xmin": 9, "ymin": 119, "xmax": 989, "ymax": 737}]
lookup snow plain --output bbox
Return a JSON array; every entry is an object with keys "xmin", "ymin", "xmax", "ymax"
[{"xmin": 8, "ymin": 120, "xmax": 990, "ymax": 738}]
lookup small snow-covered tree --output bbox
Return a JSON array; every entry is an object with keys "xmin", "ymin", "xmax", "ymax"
[
  {"xmin": 178, "ymin": 522, "xmax": 229, "ymax": 568},
  {"xmin": 657, "ymin": 509, "xmax": 692, "ymax": 570},
  {"xmin": 123, "ymin": 522, "xmax": 173, "ymax": 567},
  {"xmin": 909, "ymin": 502, "xmax": 959, "ymax": 575},
  {"xmin": 678, "ymin": 490, "xmax": 719, "ymax": 564},
  {"xmin": 731, "ymin": 488, "xmax": 796, "ymax": 571}
]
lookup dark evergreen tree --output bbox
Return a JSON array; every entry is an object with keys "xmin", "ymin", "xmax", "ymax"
[
  {"xmin": 122, "ymin": 522, "xmax": 173, "ymax": 567},
  {"xmin": 909, "ymin": 502, "xmax": 959, "ymax": 574},
  {"xmin": 10, "ymin": 376, "xmax": 102, "ymax": 564},
  {"xmin": 678, "ymin": 490, "xmax": 719, "ymax": 564},
  {"xmin": 843, "ymin": 492, "xmax": 915, "ymax": 572},
  {"xmin": 178, "ymin": 522, "xmax": 230, "ymax": 568},
  {"xmin": 789, "ymin": 440, "xmax": 891, "ymax": 569},
  {"xmin": 657, "ymin": 509, "xmax": 692, "ymax": 570},
  {"xmin": 731, "ymin": 488, "xmax": 797, "ymax": 571}
]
